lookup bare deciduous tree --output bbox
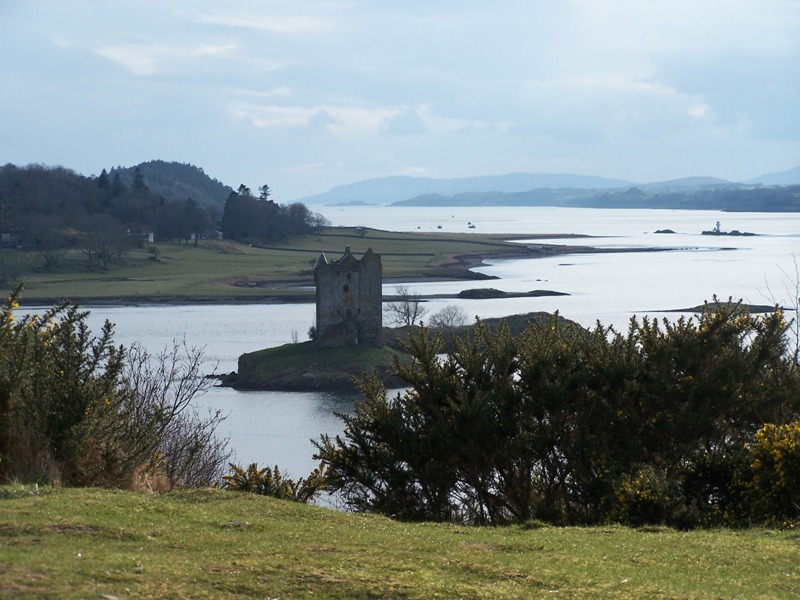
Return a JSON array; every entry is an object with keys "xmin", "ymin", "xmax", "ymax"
[
  {"xmin": 29, "ymin": 215, "xmax": 66, "ymax": 268},
  {"xmin": 428, "ymin": 305, "xmax": 470, "ymax": 329},
  {"xmin": 385, "ymin": 285, "xmax": 427, "ymax": 326},
  {"xmin": 123, "ymin": 339, "xmax": 231, "ymax": 488},
  {"xmin": 762, "ymin": 254, "xmax": 800, "ymax": 365},
  {"xmin": 0, "ymin": 252, "xmax": 33, "ymax": 285},
  {"xmin": 80, "ymin": 214, "xmax": 130, "ymax": 271}
]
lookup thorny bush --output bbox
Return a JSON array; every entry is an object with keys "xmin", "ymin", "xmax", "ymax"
[{"xmin": 0, "ymin": 284, "xmax": 230, "ymax": 489}]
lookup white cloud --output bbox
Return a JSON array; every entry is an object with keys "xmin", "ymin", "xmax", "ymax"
[
  {"xmin": 491, "ymin": 71, "xmax": 715, "ymax": 142},
  {"xmin": 230, "ymin": 87, "xmax": 293, "ymax": 100},
  {"xmin": 281, "ymin": 162, "xmax": 330, "ymax": 174},
  {"xmin": 2, "ymin": 0, "xmax": 797, "ymax": 197},
  {"xmin": 380, "ymin": 108, "xmax": 427, "ymax": 136},
  {"xmin": 230, "ymin": 99, "xmax": 511, "ymax": 143},
  {"xmin": 93, "ymin": 42, "xmax": 237, "ymax": 75},
  {"xmin": 93, "ymin": 44, "xmax": 164, "ymax": 76},
  {"xmin": 194, "ymin": 12, "xmax": 331, "ymax": 34},
  {"xmin": 196, "ymin": 43, "xmax": 236, "ymax": 57},
  {"xmin": 687, "ymin": 103, "xmax": 710, "ymax": 120},
  {"xmin": 230, "ymin": 104, "xmax": 315, "ymax": 128},
  {"xmin": 571, "ymin": 0, "xmax": 799, "ymax": 58},
  {"xmin": 230, "ymin": 102, "xmax": 395, "ymax": 135}
]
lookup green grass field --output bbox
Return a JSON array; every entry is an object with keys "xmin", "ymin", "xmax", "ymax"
[
  {"xmin": 9, "ymin": 227, "xmax": 535, "ymax": 304},
  {"xmin": 1, "ymin": 486, "xmax": 798, "ymax": 598}
]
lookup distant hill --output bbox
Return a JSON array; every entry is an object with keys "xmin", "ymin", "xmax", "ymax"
[
  {"xmin": 110, "ymin": 160, "xmax": 232, "ymax": 210},
  {"xmin": 393, "ymin": 183, "xmax": 800, "ymax": 211},
  {"xmin": 639, "ymin": 176, "xmax": 737, "ymax": 192},
  {"xmin": 294, "ymin": 173, "xmax": 635, "ymax": 205},
  {"xmin": 746, "ymin": 166, "xmax": 800, "ymax": 186},
  {"xmin": 296, "ymin": 169, "xmax": 800, "ymax": 207}
]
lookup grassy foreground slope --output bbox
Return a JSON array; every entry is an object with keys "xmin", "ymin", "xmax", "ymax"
[
  {"xmin": 1, "ymin": 487, "xmax": 798, "ymax": 598},
  {"xmin": 15, "ymin": 227, "xmax": 538, "ymax": 304}
]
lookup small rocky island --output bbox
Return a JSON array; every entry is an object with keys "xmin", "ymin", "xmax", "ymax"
[
  {"xmin": 225, "ymin": 246, "xmax": 394, "ymax": 392},
  {"xmin": 701, "ymin": 221, "xmax": 756, "ymax": 236},
  {"xmin": 221, "ymin": 246, "xmax": 564, "ymax": 392}
]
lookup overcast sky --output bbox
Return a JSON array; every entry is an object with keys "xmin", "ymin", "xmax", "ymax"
[{"xmin": 1, "ymin": 1, "xmax": 798, "ymax": 200}]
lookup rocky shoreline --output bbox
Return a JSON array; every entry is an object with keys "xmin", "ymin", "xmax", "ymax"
[
  {"xmin": 16, "ymin": 240, "xmax": 673, "ymax": 308},
  {"xmin": 222, "ymin": 312, "xmax": 566, "ymax": 393}
]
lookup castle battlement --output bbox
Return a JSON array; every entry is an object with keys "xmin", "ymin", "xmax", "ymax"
[{"xmin": 313, "ymin": 246, "xmax": 382, "ymax": 347}]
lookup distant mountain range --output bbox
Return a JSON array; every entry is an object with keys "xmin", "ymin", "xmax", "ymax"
[
  {"xmin": 295, "ymin": 173, "xmax": 635, "ymax": 205},
  {"xmin": 746, "ymin": 166, "xmax": 800, "ymax": 186},
  {"xmin": 6, "ymin": 158, "xmax": 799, "ymax": 212},
  {"xmin": 295, "ymin": 167, "xmax": 800, "ymax": 210}
]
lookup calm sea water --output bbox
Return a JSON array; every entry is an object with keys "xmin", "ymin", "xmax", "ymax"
[{"xmin": 20, "ymin": 206, "xmax": 800, "ymax": 479}]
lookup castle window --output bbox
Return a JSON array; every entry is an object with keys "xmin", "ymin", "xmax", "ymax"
[{"xmin": 343, "ymin": 284, "xmax": 349, "ymax": 293}]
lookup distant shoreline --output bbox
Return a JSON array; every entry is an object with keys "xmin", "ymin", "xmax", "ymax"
[{"xmin": 14, "ymin": 240, "xmax": 698, "ymax": 308}]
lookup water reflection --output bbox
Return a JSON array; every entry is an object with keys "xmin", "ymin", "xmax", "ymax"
[{"xmin": 194, "ymin": 388, "xmax": 355, "ymax": 479}]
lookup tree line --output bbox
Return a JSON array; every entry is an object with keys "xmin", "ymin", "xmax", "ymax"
[
  {"xmin": 0, "ymin": 163, "xmax": 328, "ymax": 276},
  {"xmin": 219, "ymin": 184, "xmax": 328, "ymax": 244}
]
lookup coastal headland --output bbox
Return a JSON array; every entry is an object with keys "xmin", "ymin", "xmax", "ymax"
[
  {"xmin": 11, "ymin": 226, "xmax": 671, "ymax": 306},
  {"xmin": 7, "ymin": 226, "xmax": 750, "ymax": 393}
]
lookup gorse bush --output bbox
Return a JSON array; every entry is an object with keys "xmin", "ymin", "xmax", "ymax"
[
  {"xmin": 0, "ymin": 286, "xmax": 126, "ymax": 485},
  {"xmin": 315, "ymin": 300, "xmax": 800, "ymax": 527},
  {"xmin": 737, "ymin": 421, "xmax": 800, "ymax": 526},
  {"xmin": 0, "ymin": 284, "xmax": 230, "ymax": 488},
  {"xmin": 222, "ymin": 462, "xmax": 326, "ymax": 503},
  {"xmin": 611, "ymin": 465, "xmax": 684, "ymax": 526}
]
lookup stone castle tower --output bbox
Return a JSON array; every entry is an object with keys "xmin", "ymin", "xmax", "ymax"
[{"xmin": 313, "ymin": 246, "xmax": 382, "ymax": 347}]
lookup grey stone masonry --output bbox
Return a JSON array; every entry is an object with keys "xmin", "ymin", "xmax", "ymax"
[{"xmin": 313, "ymin": 246, "xmax": 382, "ymax": 347}]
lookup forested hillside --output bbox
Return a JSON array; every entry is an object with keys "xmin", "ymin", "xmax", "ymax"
[
  {"xmin": 110, "ymin": 160, "xmax": 232, "ymax": 209},
  {"xmin": 0, "ymin": 163, "xmax": 327, "ymax": 277}
]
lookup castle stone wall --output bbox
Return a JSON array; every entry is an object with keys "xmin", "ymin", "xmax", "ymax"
[{"xmin": 313, "ymin": 246, "xmax": 382, "ymax": 347}]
